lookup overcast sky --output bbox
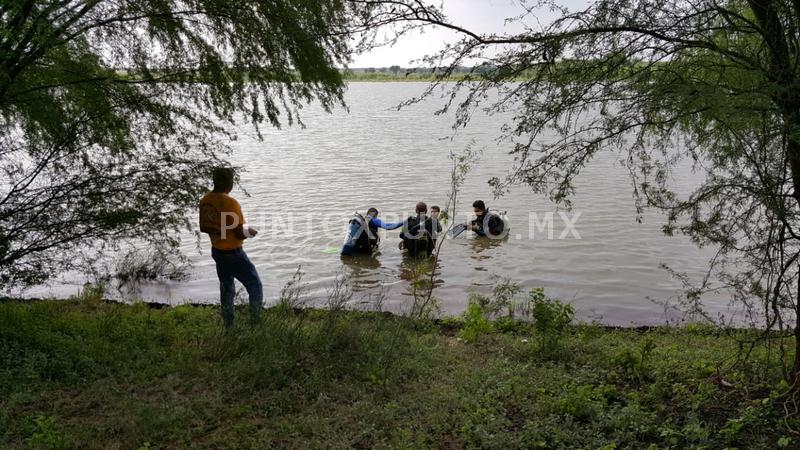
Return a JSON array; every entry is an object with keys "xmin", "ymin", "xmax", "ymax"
[{"xmin": 352, "ymin": 0, "xmax": 593, "ymax": 67}]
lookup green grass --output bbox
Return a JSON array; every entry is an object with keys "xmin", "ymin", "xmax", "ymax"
[{"xmin": 1, "ymin": 299, "xmax": 798, "ymax": 449}]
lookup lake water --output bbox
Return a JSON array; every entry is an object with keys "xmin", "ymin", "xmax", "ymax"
[{"xmin": 24, "ymin": 82, "xmax": 734, "ymax": 325}]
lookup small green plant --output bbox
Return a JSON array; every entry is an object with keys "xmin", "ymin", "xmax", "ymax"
[
  {"xmin": 276, "ymin": 265, "xmax": 308, "ymax": 313},
  {"xmin": 681, "ymin": 415, "xmax": 710, "ymax": 444},
  {"xmin": 718, "ymin": 416, "xmax": 745, "ymax": 442},
  {"xmin": 492, "ymin": 279, "xmax": 524, "ymax": 318},
  {"xmin": 458, "ymin": 296, "xmax": 493, "ymax": 342},
  {"xmin": 468, "ymin": 278, "xmax": 528, "ymax": 319},
  {"xmin": 555, "ymin": 384, "xmax": 604, "ymax": 421},
  {"xmin": 530, "ymin": 288, "xmax": 574, "ymax": 351},
  {"xmin": 612, "ymin": 338, "xmax": 656, "ymax": 383},
  {"xmin": 72, "ymin": 282, "xmax": 106, "ymax": 307},
  {"xmin": 717, "ymin": 402, "xmax": 770, "ymax": 443},
  {"xmin": 26, "ymin": 415, "xmax": 68, "ymax": 449}
]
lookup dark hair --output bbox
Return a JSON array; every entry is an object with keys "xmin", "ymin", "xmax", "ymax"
[
  {"xmin": 212, "ymin": 167, "xmax": 235, "ymax": 193},
  {"xmin": 367, "ymin": 207, "xmax": 378, "ymax": 216},
  {"xmin": 430, "ymin": 205, "xmax": 440, "ymax": 212},
  {"xmin": 415, "ymin": 202, "xmax": 428, "ymax": 214},
  {"xmin": 472, "ymin": 200, "xmax": 486, "ymax": 210}
]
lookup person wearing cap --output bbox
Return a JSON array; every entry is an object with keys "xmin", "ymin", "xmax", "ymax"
[{"xmin": 199, "ymin": 167, "xmax": 262, "ymax": 329}]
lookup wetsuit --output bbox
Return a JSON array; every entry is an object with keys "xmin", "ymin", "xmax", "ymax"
[
  {"xmin": 401, "ymin": 215, "xmax": 437, "ymax": 257},
  {"xmin": 342, "ymin": 214, "xmax": 402, "ymax": 255},
  {"xmin": 471, "ymin": 211, "xmax": 505, "ymax": 237}
]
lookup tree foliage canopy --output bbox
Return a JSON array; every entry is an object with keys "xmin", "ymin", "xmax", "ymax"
[
  {"xmin": 0, "ymin": 0, "xmax": 384, "ymax": 287},
  {"xmin": 370, "ymin": 0, "xmax": 800, "ymax": 382}
]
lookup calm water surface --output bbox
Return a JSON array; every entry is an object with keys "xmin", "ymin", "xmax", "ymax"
[{"xmin": 27, "ymin": 83, "xmax": 733, "ymax": 325}]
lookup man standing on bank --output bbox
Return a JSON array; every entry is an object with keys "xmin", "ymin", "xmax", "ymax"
[{"xmin": 199, "ymin": 168, "xmax": 263, "ymax": 329}]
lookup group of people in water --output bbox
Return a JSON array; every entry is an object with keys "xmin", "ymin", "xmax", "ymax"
[
  {"xmin": 341, "ymin": 202, "xmax": 441, "ymax": 257},
  {"xmin": 340, "ymin": 200, "xmax": 505, "ymax": 258},
  {"xmin": 198, "ymin": 167, "xmax": 507, "ymax": 328}
]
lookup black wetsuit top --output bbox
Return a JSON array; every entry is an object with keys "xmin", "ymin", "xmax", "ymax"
[
  {"xmin": 471, "ymin": 212, "xmax": 504, "ymax": 237},
  {"xmin": 401, "ymin": 215, "xmax": 438, "ymax": 257}
]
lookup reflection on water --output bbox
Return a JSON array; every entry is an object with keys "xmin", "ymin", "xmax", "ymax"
[
  {"xmin": 341, "ymin": 253, "xmax": 382, "ymax": 271},
  {"xmin": 468, "ymin": 236, "xmax": 507, "ymax": 256},
  {"xmin": 398, "ymin": 255, "xmax": 444, "ymax": 287},
  {"xmin": 396, "ymin": 255, "xmax": 445, "ymax": 316},
  {"xmin": 340, "ymin": 253, "xmax": 382, "ymax": 290}
]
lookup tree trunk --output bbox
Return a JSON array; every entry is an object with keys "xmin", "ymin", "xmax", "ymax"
[
  {"xmin": 787, "ymin": 131, "xmax": 800, "ymax": 387},
  {"xmin": 747, "ymin": 0, "xmax": 800, "ymax": 387}
]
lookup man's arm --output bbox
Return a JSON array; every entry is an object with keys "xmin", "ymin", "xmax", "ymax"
[{"xmin": 371, "ymin": 217, "xmax": 403, "ymax": 230}]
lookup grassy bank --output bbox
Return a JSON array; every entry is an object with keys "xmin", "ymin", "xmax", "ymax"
[{"xmin": 1, "ymin": 299, "xmax": 798, "ymax": 449}]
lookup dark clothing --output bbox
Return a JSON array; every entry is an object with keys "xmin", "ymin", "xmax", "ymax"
[
  {"xmin": 211, "ymin": 247, "xmax": 263, "ymax": 328},
  {"xmin": 401, "ymin": 215, "xmax": 438, "ymax": 257},
  {"xmin": 341, "ymin": 214, "xmax": 402, "ymax": 255},
  {"xmin": 471, "ymin": 212, "xmax": 505, "ymax": 237},
  {"xmin": 431, "ymin": 218, "xmax": 443, "ymax": 247}
]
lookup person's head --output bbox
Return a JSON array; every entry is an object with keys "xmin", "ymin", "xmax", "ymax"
[
  {"xmin": 367, "ymin": 207, "xmax": 379, "ymax": 218},
  {"xmin": 430, "ymin": 205, "xmax": 440, "ymax": 218},
  {"xmin": 472, "ymin": 199, "xmax": 486, "ymax": 216},
  {"xmin": 212, "ymin": 167, "xmax": 235, "ymax": 193},
  {"xmin": 415, "ymin": 201, "xmax": 428, "ymax": 215}
]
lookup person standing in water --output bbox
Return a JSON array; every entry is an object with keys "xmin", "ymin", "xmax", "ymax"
[
  {"xmin": 199, "ymin": 167, "xmax": 263, "ymax": 329},
  {"xmin": 400, "ymin": 202, "xmax": 437, "ymax": 257},
  {"xmin": 429, "ymin": 205, "xmax": 443, "ymax": 247},
  {"xmin": 341, "ymin": 207, "xmax": 403, "ymax": 255},
  {"xmin": 468, "ymin": 200, "xmax": 506, "ymax": 237},
  {"xmin": 430, "ymin": 205, "xmax": 441, "ymax": 220}
]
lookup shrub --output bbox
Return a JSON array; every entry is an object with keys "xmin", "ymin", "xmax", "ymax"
[
  {"xmin": 530, "ymin": 288, "xmax": 574, "ymax": 351},
  {"xmin": 26, "ymin": 415, "xmax": 70, "ymax": 449},
  {"xmin": 71, "ymin": 282, "xmax": 106, "ymax": 307},
  {"xmin": 115, "ymin": 247, "xmax": 190, "ymax": 293},
  {"xmin": 612, "ymin": 338, "xmax": 656, "ymax": 383},
  {"xmin": 555, "ymin": 384, "xmax": 605, "ymax": 421},
  {"xmin": 276, "ymin": 265, "xmax": 308, "ymax": 313},
  {"xmin": 458, "ymin": 297, "xmax": 493, "ymax": 343},
  {"xmin": 471, "ymin": 278, "xmax": 526, "ymax": 319}
]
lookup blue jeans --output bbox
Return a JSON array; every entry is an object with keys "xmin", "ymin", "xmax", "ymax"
[{"xmin": 211, "ymin": 247, "xmax": 263, "ymax": 328}]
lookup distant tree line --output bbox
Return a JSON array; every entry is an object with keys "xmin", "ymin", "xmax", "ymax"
[{"xmin": 352, "ymin": 65, "xmax": 494, "ymax": 75}]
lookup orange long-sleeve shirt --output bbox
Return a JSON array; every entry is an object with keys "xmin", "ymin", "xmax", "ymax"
[{"xmin": 199, "ymin": 191, "xmax": 246, "ymax": 250}]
